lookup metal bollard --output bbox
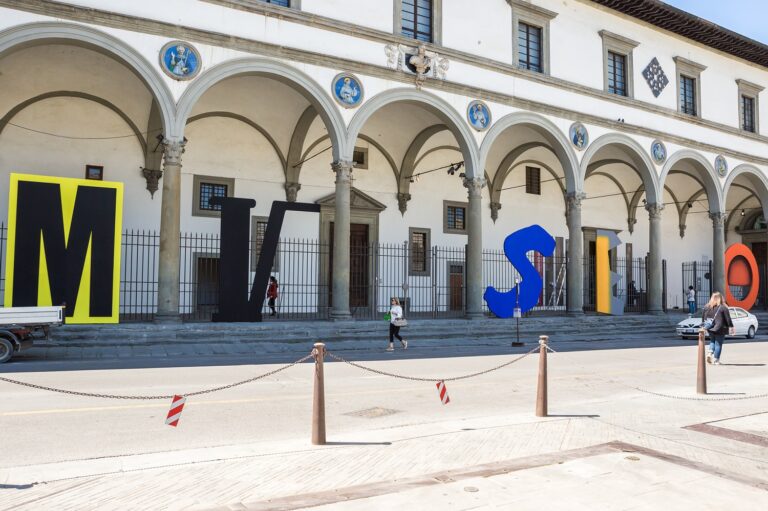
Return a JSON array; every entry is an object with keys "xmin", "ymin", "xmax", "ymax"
[
  {"xmin": 697, "ymin": 329, "xmax": 707, "ymax": 395},
  {"xmin": 311, "ymin": 342, "xmax": 326, "ymax": 445},
  {"xmin": 536, "ymin": 335, "xmax": 548, "ymax": 417}
]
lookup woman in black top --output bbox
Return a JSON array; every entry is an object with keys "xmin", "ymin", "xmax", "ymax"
[{"xmin": 701, "ymin": 292, "xmax": 733, "ymax": 365}]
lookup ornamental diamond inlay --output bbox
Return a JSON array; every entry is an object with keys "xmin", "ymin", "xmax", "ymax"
[{"xmin": 642, "ymin": 57, "xmax": 669, "ymax": 98}]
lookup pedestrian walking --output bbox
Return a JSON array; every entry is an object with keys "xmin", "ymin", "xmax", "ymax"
[
  {"xmin": 701, "ymin": 291, "xmax": 734, "ymax": 365},
  {"xmin": 687, "ymin": 285, "xmax": 696, "ymax": 315},
  {"xmin": 386, "ymin": 297, "xmax": 407, "ymax": 352},
  {"xmin": 267, "ymin": 276, "xmax": 279, "ymax": 316}
]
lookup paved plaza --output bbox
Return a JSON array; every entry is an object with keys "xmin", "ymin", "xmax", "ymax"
[{"xmin": 0, "ymin": 338, "xmax": 766, "ymax": 510}]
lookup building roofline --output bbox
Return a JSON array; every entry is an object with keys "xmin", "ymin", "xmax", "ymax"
[{"xmin": 589, "ymin": 0, "xmax": 768, "ymax": 69}]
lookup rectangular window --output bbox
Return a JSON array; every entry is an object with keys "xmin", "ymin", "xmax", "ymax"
[
  {"xmin": 409, "ymin": 228, "xmax": 430, "ymax": 276},
  {"xmin": 251, "ymin": 216, "xmax": 279, "ymax": 272},
  {"xmin": 607, "ymin": 51, "xmax": 627, "ymax": 96},
  {"xmin": 680, "ymin": 75, "xmax": 697, "ymax": 116},
  {"xmin": 742, "ymin": 95, "xmax": 756, "ymax": 132},
  {"xmin": 199, "ymin": 182, "xmax": 227, "ymax": 212},
  {"xmin": 525, "ymin": 166, "xmax": 541, "ymax": 195},
  {"xmin": 263, "ymin": 0, "xmax": 289, "ymax": 6},
  {"xmin": 518, "ymin": 22, "xmax": 542, "ymax": 73},
  {"xmin": 401, "ymin": 0, "xmax": 433, "ymax": 42},
  {"xmin": 447, "ymin": 206, "xmax": 465, "ymax": 230}
]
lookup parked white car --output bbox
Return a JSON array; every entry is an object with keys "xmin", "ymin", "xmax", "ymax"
[{"xmin": 676, "ymin": 307, "xmax": 758, "ymax": 340}]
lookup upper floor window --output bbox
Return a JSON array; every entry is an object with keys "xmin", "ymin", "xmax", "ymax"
[
  {"xmin": 510, "ymin": 0, "xmax": 557, "ymax": 75},
  {"xmin": 599, "ymin": 30, "xmax": 637, "ymax": 98},
  {"xmin": 679, "ymin": 75, "xmax": 697, "ymax": 116},
  {"xmin": 518, "ymin": 22, "xmax": 542, "ymax": 72},
  {"xmin": 401, "ymin": 0, "xmax": 434, "ymax": 42},
  {"xmin": 737, "ymin": 79, "xmax": 764, "ymax": 134},
  {"xmin": 607, "ymin": 51, "xmax": 627, "ymax": 96},
  {"xmin": 674, "ymin": 56, "xmax": 706, "ymax": 118}
]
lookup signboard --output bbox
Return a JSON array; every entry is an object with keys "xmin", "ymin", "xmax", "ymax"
[{"xmin": 4, "ymin": 174, "xmax": 123, "ymax": 323}]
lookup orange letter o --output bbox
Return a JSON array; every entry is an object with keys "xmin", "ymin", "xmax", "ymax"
[{"xmin": 724, "ymin": 243, "xmax": 759, "ymax": 310}]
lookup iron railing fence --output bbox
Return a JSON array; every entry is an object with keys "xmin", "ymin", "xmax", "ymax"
[
  {"xmin": 681, "ymin": 260, "xmax": 713, "ymax": 313},
  {"xmin": 582, "ymin": 256, "xmax": 655, "ymax": 313},
  {"xmin": 0, "ymin": 223, "xmax": 673, "ymax": 320}
]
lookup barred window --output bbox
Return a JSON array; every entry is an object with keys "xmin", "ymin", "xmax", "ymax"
[
  {"xmin": 607, "ymin": 51, "xmax": 627, "ymax": 96},
  {"xmin": 199, "ymin": 182, "xmax": 227, "ymax": 212},
  {"xmin": 680, "ymin": 75, "xmax": 697, "ymax": 116},
  {"xmin": 263, "ymin": 0, "xmax": 289, "ymax": 6},
  {"xmin": 518, "ymin": 22, "xmax": 542, "ymax": 73},
  {"xmin": 447, "ymin": 206, "xmax": 465, "ymax": 231},
  {"xmin": 742, "ymin": 95, "xmax": 756, "ymax": 132},
  {"xmin": 410, "ymin": 229, "xmax": 429, "ymax": 275},
  {"xmin": 525, "ymin": 166, "xmax": 541, "ymax": 195},
  {"xmin": 251, "ymin": 217, "xmax": 279, "ymax": 272},
  {"xmin": 401, "ymin": 0, "xmax": 433, "ymax": 42}
]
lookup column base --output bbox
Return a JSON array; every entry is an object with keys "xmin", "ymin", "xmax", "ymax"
[
  {"xmin": 154, "ymin": 312, "xmax": 182, "ymax": 324},
  {"xmin": 329, "ymin": 310, "xmax": 353, "ymax": 321},
  {"xmin": 464, "ymin": 311, "xmax": 485, "ymax": 320},
  {"xmin": 566, "ymin": 309, "xmax": 585, "ymax": 316},
  {"xmin": 647, "ymin": 309, "xmax": 665, "ymax": 316}
]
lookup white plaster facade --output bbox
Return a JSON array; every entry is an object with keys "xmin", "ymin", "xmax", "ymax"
[{"xmin": 0, "ymin": 0, "xmax": 766, "ymax": 319}]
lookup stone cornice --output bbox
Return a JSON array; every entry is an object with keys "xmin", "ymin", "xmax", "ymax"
[{"xmin": 2, "ymin": 0, "xmax": 767, "ymax": 166}]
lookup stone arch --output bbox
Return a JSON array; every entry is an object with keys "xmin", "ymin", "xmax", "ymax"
[
  {"xmin": 0, "ymin": 91, "xmax": 147, "ymax": 154},
  {"xmin": 580, "ymin": 133, "xmax": 660, "ymax": 205},
  {"xmin": 175, "ymin": 57, "xmax": 347, "ymax": 158},
  {"xmin": 660, "ymin": 150, "xmax": 723, "ymax": 213},
  {"xmin": 0, "ymin": 21, "xmax": 176, "ymax": 139},
  {"xmin": 479, "ymin": 111, "xmax": 579, "ymax": 193},
  {"xmin": 300, "ymin": 134, "xmax": 400, "ymax": 186},
  {"xmin": 186, "ymin": 111, "xmax": 287, "ymax": 171},
  {"xmin": 490, "ymin": 142, "xmax": 565, "ymax": 205},
  {"xmin": 347, "ymin": 88, "xmax": 481, "ymax": 179},
  {"xmin": 723, "ymin": 164, "xmax": 768, "ymax": 220}
]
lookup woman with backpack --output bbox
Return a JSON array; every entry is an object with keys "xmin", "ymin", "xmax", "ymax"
[{"xmin": 701, "ymin": 291, "xmax": 734, "ymax": 365}]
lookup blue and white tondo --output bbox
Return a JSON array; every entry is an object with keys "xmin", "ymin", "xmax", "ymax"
[
  {"xmin": 159, "ymin": 41, "xmax": 201, "ymax": 81},
  {"xmin": 467, "ymin": 101, "xmax": 491, "ymax": 131},
  {"xmin": 569, "ymin": 122, "xmax": 589, "ymax": 150},
  {"xmin": 332, "ymin": 73, "xmax": 363, "ymax": 108},
  {"xmin": 650, "ymin": 140, "xmax": 667, "ymax": 165},
  {"xmin": 715, "ymin": 155, "xmax": 728, "ymax": 177}
]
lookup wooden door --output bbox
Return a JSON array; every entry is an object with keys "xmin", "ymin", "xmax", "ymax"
[
  {"xmin": 448, "ymin": 263, "xmax": 464, "ymax": 311},
  {"xmin": 328, "ymin": 223, "xmax": 370, "ymax": 308}
]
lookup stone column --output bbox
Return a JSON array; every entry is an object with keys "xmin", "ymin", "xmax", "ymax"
[
  {"xmin": 155, "ymin": 139, "xmax": 185, "ymax": 322},
  {"xmin": 330, "ymin": 161, "xmax": 353, "ymax": 320},
  {"xmin": 646, "ymin": 203, "xmax": 664, "ymax": 314},
  {"xmin": 710, "ymin": 212, "xmax": 727, "ymax": 295},
  {"xmin": 566, "ymin": 192, "xmax": 586, "ymax": 314},
  {"xmin": 464, "ymin": 177, "xmax": 486, "ymax": 320}
]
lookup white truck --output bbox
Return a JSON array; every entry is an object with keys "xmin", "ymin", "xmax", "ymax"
[{"xmin": 0, "ymin": 306, "xmax": 65, "ymax": 363}]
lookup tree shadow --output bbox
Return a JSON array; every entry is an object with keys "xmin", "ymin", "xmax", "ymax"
[
  {"xmin": 719, "ymin": 363, "xmax": 765, "ymax": 367},
  {"xmin": 0, "ymin": 483, "xmax": 36, "ymax": 490}
]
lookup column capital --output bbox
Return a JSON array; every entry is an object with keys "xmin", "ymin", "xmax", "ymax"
[
  {"xmin": 565, "ymin": 192, "xmax": 587, "ymax": 211},
  {"xmin": 645, "ymin": 202, "xmax": 665, "ymax": 219},
  {"xmin": 284, "ymin": 181, "xmax": 301, "ymax": 202},
  {"xmin": 462, "ymin": 177, "xmax": 487, "ymax": 196},
  {"xmin": 332, "ymin": 160, "xmax": 354, "ymax": 183},
  {"xmin": 709, "ymin": 211, "xmax": 727, "ymax": 227},
  {"xmin": 163, "ymin": 139, "xmax": 186, "ymax": 166}
]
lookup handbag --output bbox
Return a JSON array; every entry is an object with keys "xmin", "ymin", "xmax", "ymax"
[
  {"xmin": 702, "ymin": 305, "xmax": 721, "ymax": 330},
  {"xmin": 393, "ymin": 318, "xmax": 408, "ymax": 327}
]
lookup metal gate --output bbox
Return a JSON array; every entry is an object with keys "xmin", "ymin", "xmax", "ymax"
[{"xmin": 682, "ymin": 260, "xmax": 712, "ymax": 312}]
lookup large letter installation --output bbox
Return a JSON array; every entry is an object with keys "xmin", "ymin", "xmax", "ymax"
[
  {"xmin": 724, "ymin": 243, "xmax": 759, "ymax": 310},
  {"xmin": 484, "ymin": 225, "xmax": 555, "ymax": 318},
  {"xmin": 595, "ymin": 229, "xmax": 623, "ymax": 316},
  {"xmin": 4, "ymin": 173, "xmax": 123, "ymax": 323},
  {"xmin": 212, "ymin": 199, "xmax": 320, "ymax": 322}
]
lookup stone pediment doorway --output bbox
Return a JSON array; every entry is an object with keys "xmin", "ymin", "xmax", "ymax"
[{"xmin": 317, "ymin": 188, "xmax": 387, "ymax": 316}]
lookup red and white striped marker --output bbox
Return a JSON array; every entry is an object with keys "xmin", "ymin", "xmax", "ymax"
[
  {"xmin": 165, "ymin": 395, "xmax": 186, "ymax": 427},
  {"xmin": 435, "ymin": 381, "xmax": 450, "ymax": 405}
]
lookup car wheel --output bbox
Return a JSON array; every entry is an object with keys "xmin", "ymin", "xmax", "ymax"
[
  {"xmin": 747, "ymin": 326, "xmax": 756, "ymax": 339},
  {"xmin": 0, "ymin": 337, "xmax": 13, "ymax": 364}
]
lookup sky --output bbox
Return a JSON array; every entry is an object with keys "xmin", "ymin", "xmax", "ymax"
[{"xmin": 663, "ymin": 0, "xmax": 768, "ymax": 44}]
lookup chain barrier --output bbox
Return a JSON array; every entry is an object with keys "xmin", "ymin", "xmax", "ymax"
[
  {"xmin": 619, "ymin": 382, "xmax": 768, "ymax": 401},
  {"xmin": 325, "ymin": 347, "xmax": 539, "ymax": 382},
  {"xmin": 0, "ymin": 353, "xmax": 314, "ymax": 400}
]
